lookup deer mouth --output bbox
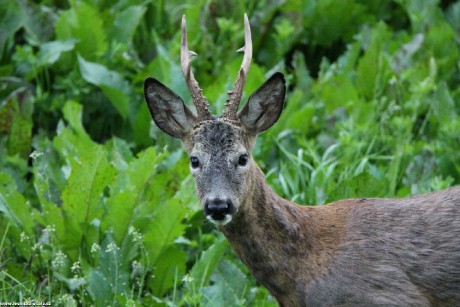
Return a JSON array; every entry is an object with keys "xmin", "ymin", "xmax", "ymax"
[
  {"xmin": 204, "ymin": 197, "xmax": 236, "ymax": 226},
  {"xmin": 206, "ymin": 214, "xmax": 233, "ymax": 226}
]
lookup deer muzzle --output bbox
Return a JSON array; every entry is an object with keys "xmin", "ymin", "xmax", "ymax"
[{"xmin": 204, "ymin": 198, "xmax": 236, "ymax": 225}]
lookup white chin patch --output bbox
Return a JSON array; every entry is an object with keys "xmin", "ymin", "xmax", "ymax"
[{"xmin": 206, "ymin": 215, "xmax": 232, "ymax": 226}]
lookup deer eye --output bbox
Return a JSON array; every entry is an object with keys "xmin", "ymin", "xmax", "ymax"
[
  {"xmin": 190, "ymin": 156, "xmax": 200, "ymax": 168},
  {"xmin": 238, "ymin": 154, "xmax": 249, "ymax": 167}
]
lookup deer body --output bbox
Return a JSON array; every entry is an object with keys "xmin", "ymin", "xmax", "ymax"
[
  {"xmin": 223, "ymin": 161, "xmax": 460, "ymax": 306},
  {"xmin": 144, "ymin": 14, "xmax": 460, "ymax": 306}
]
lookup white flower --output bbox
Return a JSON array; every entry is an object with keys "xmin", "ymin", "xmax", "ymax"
[
  {"xmin": 51, "ymin": 250, "xmax": 67, "ymax": 269},
  {"xmin": 105, "ymin": 242, "xmax": 119, "ymax": 253},
  {"xmin": 128, "ymin": 226, "xmax": 143, "ymax": 243},
  {"xmin": 91, "ymin": 243, "xmax": 100, "ymax": 253},
  {"xmin": 20, "ymin": 232, "xmax": 29, "ymax": 243},
  {"xmin": 44, "ymin": 225, "xmax": 56, "ymax": 233},
  {"xmin": 71, "ymin": 261, "xmax": 80, "ymax": 273},
  {"xmin": 182, "ymin": 274, "xmax": 194, "ymax": 283},
  {"xmin": 32, "ymin": 243, "xmax": 42, "ymax": 252},
  {"xmin": 29, "ymin": 151, "xmax": 44, "ymax": 159}
]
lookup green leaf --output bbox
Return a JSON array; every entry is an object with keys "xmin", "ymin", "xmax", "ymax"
[
  {"xmin": 61, "ymin": 144, "xmax": 115, "ymax": 238},
  {"xmin": 187, "ymin": 236, "xmax": 228, "ymax": 291},
  {"xmin": 109, "ymin": 5, "xmax": 147, "ymax": 45},
  {"xmin": 201, "ymin": 259, "xmax": 249, "ymax": 306},
  {"xmin": 0, "ymin": 172, "xmax": 34, "ymax": 234},
  {"xmin": 143, "ymin": 199, "xmax": 188, "ymax": 264},
  {"xmin": 78, "ymin": 55, "xmax": 131, "ymax": 118},
  {"xmin": 62, "ymin": 100, "xmax": 91, "ymax": 139},
  {"xmin": 314, "ymin": 73, "xmax": 360, "ymax": 112},
  {"xmin": 55, "ymin": 0, "xmax": 107, "ymax": 59},
  {"xmin": 7, "ymin": 108, "xmax": 32, "ymax": 158},
  {"xmin": 355, "ymin": 22, "xmax": 392, "ymax": 100},
  {"xmin": 87, "ymin": 269, "xmax": 113, "ymax": 306},
  {"xmin": 0, "ymin": 0, "xmax": 27, "ymax": 61},
  {"xmin": 149, "ymin": 246, "xmax": 186, "ymax": 297},
  {"xmin": 88, "ymin": 236, "xmax": 129, "ymax": 305},
  {"xmin": 37, "ymin": 39, "xmax": 77, "ymax": 66},
  {"xmin": 53, "ymin": 272, "xmax": 86, "ymax": 291},
  {"xmin": 103, "ymin": 147, "xmax": 161, "ymax": 243}
]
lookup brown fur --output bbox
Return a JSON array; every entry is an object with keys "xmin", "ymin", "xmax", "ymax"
[
  {"xmin": 144, "ymin": 71, "xmax": 460, "ymax": 306},
  {"xmin": 224, "ymin": 164, "xmax": 460, "ymax": 306}
]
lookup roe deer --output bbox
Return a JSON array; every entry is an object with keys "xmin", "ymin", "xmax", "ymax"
[{"xmin": 144, "ymin": 14, "xmax": 460, "ymax": 306}]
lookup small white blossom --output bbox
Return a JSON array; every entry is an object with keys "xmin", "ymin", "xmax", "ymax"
[
  {"xmin": 128, "ymin": 226, "xmax": 143, "ymax": 243},
  {"xmin": 71, "ymin": 261, "xmax": 80, "ymax": 273},
  {"xmin": 29, "ymin": 151, "xmax": 44, "ymax": 160},
  {"xmin": 182, "ymin": 274, "xmax": 194, "ymax": 283},
  {"xmin": 20, "ymin": 232, "xmax": 29, "ymax": 243},
  {"xmin": 91, "ymin": 243, "xmax": 100, "ymax": 253},
  {"xmin": 131, "ymin": 260, "xmax": 145, "ymax": 278},
  {"xmin": 52, "ymin": 250, "xmax": 67, "ymax": 269},
  {"xmin": 43, "ymin": 225, "xmax": 56, "ymax": 234},
  {"xmin": 32, "ymin": 243, "xmax": 42, "ymax": 252},
  {"xmin": 58, "ymin": 293, "xmax": 77, "ymax": 305},
  {"xmin": 105, "ymin": 242, "xmax": 119, "ymax": 253}
]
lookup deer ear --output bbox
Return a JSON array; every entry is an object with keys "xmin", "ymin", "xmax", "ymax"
[
  {"xmin": 237, "ymin": 72, "xmax": 286, "ymax": 135},
  {"xmin": 144, "ymin": 78, "xmax": 197, "ymax": 139}
]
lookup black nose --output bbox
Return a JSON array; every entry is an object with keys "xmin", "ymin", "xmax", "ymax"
[{"xmin": 204, "ymin": 198, "xmax": 234, "ymax": 220}]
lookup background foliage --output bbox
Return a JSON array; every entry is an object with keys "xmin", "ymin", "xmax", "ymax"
[{"xmin": 1, "ymin": 0, "xmax": 459, "ymax": 305}]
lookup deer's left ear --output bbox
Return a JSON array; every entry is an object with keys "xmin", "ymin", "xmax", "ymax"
[
  {"xmin": 237, "ymin": 72, "xmax": 286, "ymax": 135},
  {"xmin": 144, "ymin": 78, "xmax": 197, "ymax": 139}
]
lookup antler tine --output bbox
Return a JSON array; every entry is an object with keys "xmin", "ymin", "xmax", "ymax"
[
  {"xmin": 181, "ymin": 15, "xmax": 212, "ymax": 120},
  {"xmin": 222, "ymin": 13, "xmax": 253, "ymax": 120}
]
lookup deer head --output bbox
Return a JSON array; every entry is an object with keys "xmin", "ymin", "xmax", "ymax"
[{"xmin": 144, "ymin": 14, "xmax": 286, "ymax": 226}]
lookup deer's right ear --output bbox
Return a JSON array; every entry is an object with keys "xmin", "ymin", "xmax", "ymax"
[{"xmin": 144, "ymin": 78, "xmax": 197, "ymax": 139}]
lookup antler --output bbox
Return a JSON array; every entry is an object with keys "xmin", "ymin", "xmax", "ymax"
[
  {"xmin": 222, "ymin": 13, "xmax": 253, "ymax": 120},
  {"xmin": 181, "ymin": 15, "xmax": 212, "ymax": 120}
]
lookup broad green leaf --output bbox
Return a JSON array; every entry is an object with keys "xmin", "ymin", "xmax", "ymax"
[
  {"xmin": 53, "ymin": 101, "xmax": 95, "ymax": 167},
  {"xmin": 103, "ymin": 147, "xmax": 164, "ymax": 243},
  {"xmin": 37, "ymin": 39, "xmax": 77, "ymax": 66},
  {"xmin": 302, "ymin": 0, "xmax": 371, "ymax": 45},
  {"xmin": 187, "ymin": 236, "xmax": 228, "ymax": 291},
  {"xmin": 62, "ymin": 100, "xmax": 91, "ymax": 139},
  {"xmin": 201, "ymin": 259, "xmax": 249, "ymax": 306},
  {"xmin": 105, "ymin": 137, "xmax": 134, "ymax": 171},
  {"xmin": 396, "ymin": 0, "xmax": 440, "ymax": 31},
  {"xmin": 61, "ymin": 145, "xmax": 115, "ymax": 239},
  {"xmin": 430, "ymin": 82, "xmax": 456, "ymax": 122},
  {"xmin": 0, "ymin": 97, "xmax": 33, "ymax": 158},
  {"xmin": 32, "ymin": 139, "xmax": 67, "ymax": 241},
  {"xmin": 109, "ymin": 5, "xmax": 147, "ymax": 45},
  {"xmin": 88, "ymin": 235, "xmax": 130, "ymax": 305},
  {"xmin": 7, "ymin": 109, "xmax": 32, "ymax": 158},
  {"xmin": 53, "ymin": 272, "xmax": 86, "ymax": 291},
  {"xmin": 0, "ymin": 0, "xmax": 27, "ymax": 61},
  {"xmin": 78, "ymin": 55, "xmax": 131, "ymax": 118},
  {"xmin": 314, "ymin": 73, "xmax": 360, "ymax": 112},
  {"xmin": 0, "ymin": 172, "xmax": 34, "ymax": 234},
  {"xmin": 149, "ymin": 245, "xmax": 186, "ymax": 297},
  {"xmin": 87, "ymin": 269, "xmax": 113, "ymax": 306},
  {"xmin": 355, "ymin": 22, "xmax": 392, "ymax": 100},
  {"xmin": 55, "ymin": 0, "xmax": 107, "ymax": 59},
  {"xmin": 143, "ymin": 199, "xmax": 188, "ymax": 264}
]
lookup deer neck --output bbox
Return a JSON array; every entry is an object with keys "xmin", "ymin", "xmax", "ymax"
[{"xmin": 221, "ymin": 164, "xmax": 320, "ymax": 302}]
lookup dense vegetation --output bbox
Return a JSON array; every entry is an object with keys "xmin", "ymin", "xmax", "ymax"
[{"xmin": 1, "ymin": 0, "xmax": 459, "ymax": 305}]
